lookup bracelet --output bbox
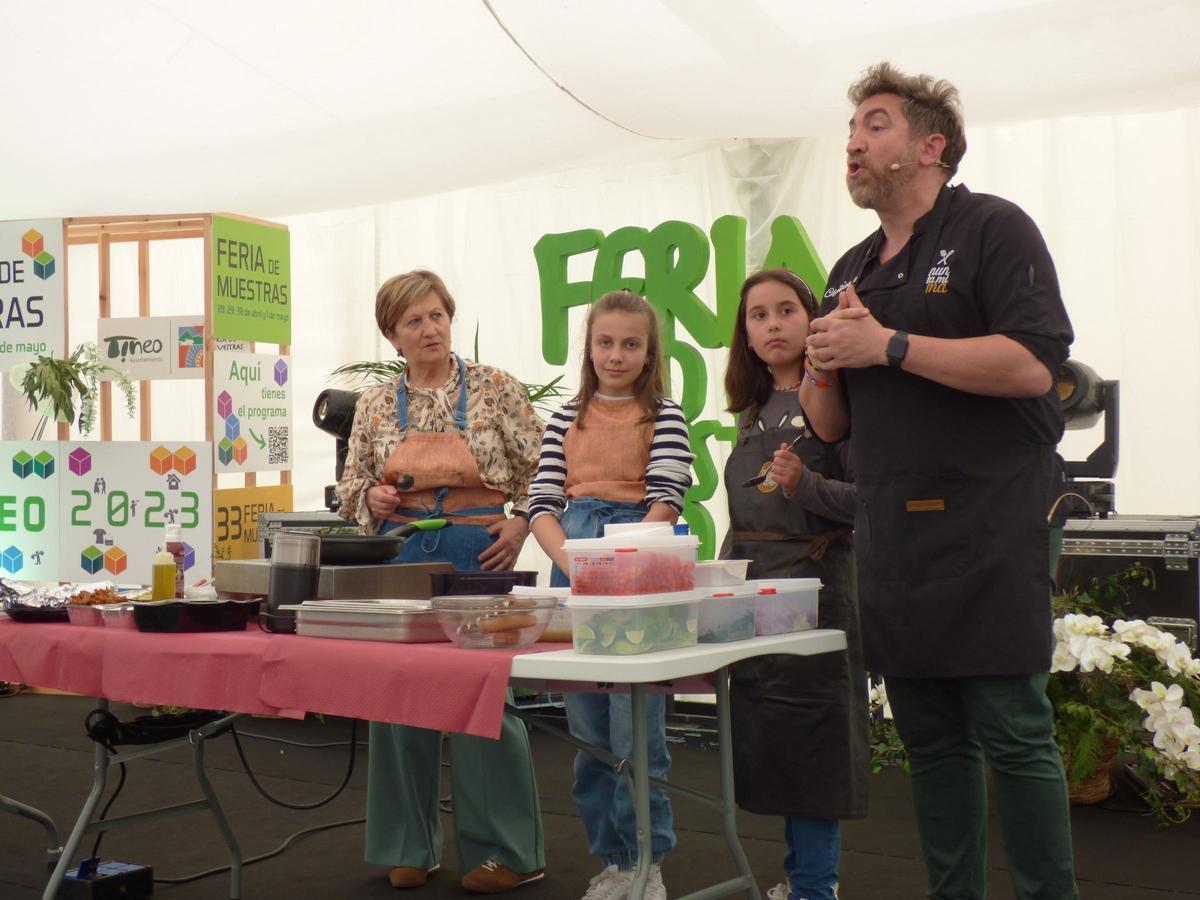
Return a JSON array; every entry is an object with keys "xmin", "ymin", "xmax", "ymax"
[{"xmin": 803, "ymin": 359, "xmax": 837, "ymax": 389}]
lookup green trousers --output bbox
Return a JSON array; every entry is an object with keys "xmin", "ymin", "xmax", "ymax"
[
  {"xmin": 885, "ymin": 674, "xmax": 1078, "ymax": 900},
  {"xmin": 364, "ymin": 711, "xmax": 545, "ymax": 874}
]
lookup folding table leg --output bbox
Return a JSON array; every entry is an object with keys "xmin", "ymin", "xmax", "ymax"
[
  {"xmin": 191, "ymin": 731, "xmax": 243, "ymax": 899},
  {"xmin": 0, "ymin": 794, "xmax": 62, "ymax": 867},
  {"xmin": 42, "ymin": 708, "xmax": 112, "ymax": 900},
  {"xmin": 628, "ymin": 684, "xmax": 653, "ymax": 900},
  {"xmin": 715, "ymin": 667, "xmax": 761, "ymax": 900}
]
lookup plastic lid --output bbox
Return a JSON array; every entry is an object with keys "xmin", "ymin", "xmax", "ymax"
[
  {"xmin": 750, "ymin": 578, "xmax": 823, "ymax": 591},
  {"xmin": 758, "ymin": 588, "xmax": 777, "ymax": 595},
  {"xmin": 165, "ymin": 524, "xmax": 182, "ymax": 542},
  {"xmin": 153, "ymin": 548, "xmax": 173, "ymax": 563},
  {"xmin": 603, "ymin": 522, "xmax": 673, "ymax": 537},
  {"xmin": 565, "ymin": 589, "xmax": 704, "ymax": 609}
]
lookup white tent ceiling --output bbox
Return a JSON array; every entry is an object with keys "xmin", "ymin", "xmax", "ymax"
[{"xmin": 2, "ymin": 0, "xmax": 1198, "ymax": 218}]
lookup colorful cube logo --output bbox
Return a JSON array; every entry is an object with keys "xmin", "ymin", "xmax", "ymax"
[
  {"xmin": 68, "ymin": 447, "xmax": 92, "ymax": 477},
  {"xmin": 33, "ymin": 251, "xmax": 55, "ymax": 280},
  {"xmin": 218, "ymin": 437, "xmax": 234, "ymax": 466},
  {"xmin": 224, "ymin": 415, "xmax": 240, "ymax": 441},
  {"xmin": 80, "ymin": 546, "xmax": 104, "ymax": 575},
  {"xmin": 149, "ymin": 445, "xmax": 172, "ymax": 475},
  {"xmin": 103, "ymin": 546, "xmax": 127, "ymax": 576},
  {"xmin": 181, "ymin": 542, "xmax": 196, "ymax": 571},
  {"xmin": 274, "ymin": 359, "xmax": 288, "ymax": 386},
  {"xmin": 0, "ymin": 546, "xmax": 23, "ymax": 575},
  {"xmin": 12, "ymin": 451, "xmax": 32, "ymax": 479},
  {"xmin": 232, "ymin": 435, "xmax": 248, "ymax": 464},
  {"xmin": 33, "ymin": 450, "xmax": 54, "ymax": 479},
  {"xmin": 217, "ymin": 391, "xmax": 233, "ymax": 420},
  {"xmin": 172, "ymin": 446, "xmax": 197, "ymax": 475},
  {"xmin": 21, "ymin": 229, "xmax": 43, "ymax": 258}
]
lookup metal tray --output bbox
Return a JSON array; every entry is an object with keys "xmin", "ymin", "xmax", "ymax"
[{"xmin": 283, "ymin": 600, "xmax": 448, "ymax": 643}]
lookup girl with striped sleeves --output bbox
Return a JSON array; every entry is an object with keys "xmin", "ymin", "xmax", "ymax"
[{"xmin": 529, "ymin": 289, "xmax": 694, "ymax": 900}]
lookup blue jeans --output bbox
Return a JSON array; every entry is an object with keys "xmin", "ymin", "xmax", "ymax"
[
  {"xmin": 554, "ymin": 497, "xmax": 676, "ymax": 867},
  {"xmin": 566, "ymin": 691, "xmax": 675, "ymax": 868},
  {"xmin": 381, "ymin": 518, "xmax": 495, "ymax": 569},
  {"xmin": 784, "ymin": 816, "xmax": 840, "ymax": 900}
]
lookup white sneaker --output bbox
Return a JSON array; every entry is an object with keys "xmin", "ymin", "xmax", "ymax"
[
  {"xmin": 767, "ymin": 885, "xmax": 791, "ymax": 900},
  {"xmin": 643, "ymin": 863, "xmax": 667, "ymax": 900},
  {"xmin": 582, "ymin": 864, "xmax": 633, "ymax": 900}
]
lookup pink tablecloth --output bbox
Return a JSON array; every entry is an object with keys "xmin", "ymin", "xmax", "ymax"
[{"xmin": 0, "ymin": 619, "xmax": 567, "ymax": 738}]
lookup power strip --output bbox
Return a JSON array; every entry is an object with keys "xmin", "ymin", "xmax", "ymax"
[{"xmin": 61, "ymin": 861, "xmax": 154, "ymax": 899}]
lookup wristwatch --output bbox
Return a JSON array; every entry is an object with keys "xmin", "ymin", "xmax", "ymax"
[{"xmin": 886, "ymin": 330, "xmax": 909, "ymax": 368}]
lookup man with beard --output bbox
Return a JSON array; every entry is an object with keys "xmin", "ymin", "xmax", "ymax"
[{"xmin": 801, "ymin": 63, "xmax": 1079, "ymax": 900}]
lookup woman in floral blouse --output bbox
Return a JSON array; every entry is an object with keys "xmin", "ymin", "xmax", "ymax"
[{"xmin": 335, "ymin": 269, "xmax": 547, "ymax": 894}]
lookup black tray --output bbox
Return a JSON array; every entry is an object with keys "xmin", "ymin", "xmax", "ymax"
[
  {"xmin": 133, "ymin": 599, "xmax": 262, "ymax": 633},
  {"xmin": 429, "ymin": 570, "xmax": 537, "ymax": 597},
  {"xmin": 318, "ymin": 534, "xmax": 408, "ymax": 566},
  {"xmin": 2, "ymin": 600, "xmax": 69, "ymax": 623}
]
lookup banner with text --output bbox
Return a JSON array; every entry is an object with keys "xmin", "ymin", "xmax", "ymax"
[
  {"xmin": 212, "ymin": 351, "xmax": 292, "ymax": 472},
  {"xmin": 214, "ymin": 484, "xmax": 293, "ymax": 561},
  {"xmin": 0, "ymin": 441, "xmax": 213, "ymax": 584},
  {"xmin": 211, "ymin": 216, "xmax": 291, "ymax": 345},
  {"xmin": 0, "ymin": 218, "xmax": 66, "ymax": 372},
  {"xmin": 0, "ymin": 442, "xmax": 60, "ymax": 580}
]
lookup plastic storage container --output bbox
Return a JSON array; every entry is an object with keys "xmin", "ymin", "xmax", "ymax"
[
  {"xmin": 751, "ymin": 578, "xmax": 821, "ymax": 636},
  {"xmin": 693, "ymin": 559, "xmax": 751, "ymax": 587},
  {"xmin": 431, "ymin": 594, "xmax": 555, "ymax": 649},
  {"xmin": 567, "ymin": 590, "xmax": 702, "ymax": 655},
  {"xmin": 510, "ymin": 585, "xmax": 572, "ymax": 642},
  {"xmin": 564, "ymin": 533, "xmax": 698, "ymax": 595},
  {"xmin": 697, "ymin": 586, "xmax": 757, "ymax": 642}
]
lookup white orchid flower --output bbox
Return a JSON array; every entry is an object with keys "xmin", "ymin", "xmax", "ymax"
[{"xmin": 1076, "ymin": 636, "xmax": 1130, "ymax": 673}]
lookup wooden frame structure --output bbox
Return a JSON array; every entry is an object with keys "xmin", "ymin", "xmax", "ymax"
[{"xmin": 62, "ymin": 212, "xmax": 293, "ymax": 496}]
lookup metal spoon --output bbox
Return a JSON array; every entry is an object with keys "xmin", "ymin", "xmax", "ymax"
[{"xmin": 741, "ymin": 433, "xmax": 805, "ymax": 487}]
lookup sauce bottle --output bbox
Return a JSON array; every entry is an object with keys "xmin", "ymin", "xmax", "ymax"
[
  {"xmin": 165, "ymin": 524, "xmax": 186, "ymax": 598},
  {"xmin": 151, "ymin": 546, "xmax": 175, "ymax": 600}
]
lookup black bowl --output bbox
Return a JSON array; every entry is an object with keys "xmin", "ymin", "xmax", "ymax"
[
  {"xmin": 133, "ymin": 599, "xmax": 262, "ymax": 633},
  {"xmin": 2, "ymin": 600, "xmax": 69, "ymax": 623},
  {"xmin": 429, "ymin": 571, "xmax": 537, "ymax": 597},
  {"xmin": 317, "ymin": 534, "xmax": 408, "ymax": 566}
]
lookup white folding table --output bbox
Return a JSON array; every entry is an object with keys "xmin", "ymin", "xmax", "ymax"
[{"xmin": 508, "ymin": 630, "xmax": 847, "ymax": 900}]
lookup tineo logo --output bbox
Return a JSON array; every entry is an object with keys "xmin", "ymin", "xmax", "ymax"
[{"xmin": 103, "ymin": 335, "xmax": 164, "ymax": 362}]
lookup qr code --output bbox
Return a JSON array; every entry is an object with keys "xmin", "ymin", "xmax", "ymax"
[{"xmin": 268, "ymin": 426, "xmax": 289, "ymax": 464}]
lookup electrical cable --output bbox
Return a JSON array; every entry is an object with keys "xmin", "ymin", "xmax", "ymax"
[
  {"xmin": 234, "ymin": 729, "xmax": 367, "ymax": 750},
  {"xmin": 81, "ymin": 708, "xmax": 131, "ymax": 868},
  {"xmin": 0, "ymin": 682, "xmax": 26, "ymax": 697},
  {"xmin": 152, "ymin": 817, "xmax": 365, "ymax": 885},
  {"xmin": 229, "ymin": 719, "xmax": 359, "ymax": 810},
  {"xmin": 480, "ymin": 0, "xmax": 672, "ymax": 141}
]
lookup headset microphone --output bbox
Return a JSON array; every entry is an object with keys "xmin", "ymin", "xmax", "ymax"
[{"xmin": 890, "ymin": 160, "xmax": 951, "ymax": 171}]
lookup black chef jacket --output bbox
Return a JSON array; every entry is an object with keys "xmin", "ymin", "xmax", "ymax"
[{"xmin": 820, "ymin": 184, "xmax": 1073, "ymax": 676}]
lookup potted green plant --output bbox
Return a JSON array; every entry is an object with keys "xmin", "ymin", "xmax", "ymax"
[
  {"xmin": 869, "ymin": 563, "xmax": 1200, "ymax": 824},
  {"xmin": 1048, "ymin": 563, "xmax": 1200, "ymax": 821},
  {"xmin": 17, "ymin": 342, "xmax": 136, "ymax": 439}
]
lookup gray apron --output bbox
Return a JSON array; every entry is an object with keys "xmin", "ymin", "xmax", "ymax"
[
  {"xmin": 722, "ymin": 414, "xmax": 869, "ymax": 819},
  {"xmin": 842, "ymin": 188, "xmax": 1055, "ymax": 676}
]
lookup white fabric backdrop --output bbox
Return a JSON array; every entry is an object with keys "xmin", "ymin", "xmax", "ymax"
[{"xmin": 28, "ymin": 102, "xmax": 1198, "ymax": 580}]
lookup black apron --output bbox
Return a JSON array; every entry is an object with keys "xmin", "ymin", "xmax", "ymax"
[
  {"xmin": 721, "ymin": 412, "xmax": 869, "ymax": 819},
  {"xmin": 844, "ymin": 189, "xmax": 1054, "ymax": 677}
]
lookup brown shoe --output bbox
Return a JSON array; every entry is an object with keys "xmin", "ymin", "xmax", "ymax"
[
  {"xmin": 461, "ymin": 860, "xmax": 545, "ymax": 893},
  {"xmin": 388, "ymin": 864, "xmax": 438, "ymax": 888}
]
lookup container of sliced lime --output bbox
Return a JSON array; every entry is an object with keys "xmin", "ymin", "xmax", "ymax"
[{"xmin": 566, "ymin": 590, "xmax": 703, "ymax": 655}]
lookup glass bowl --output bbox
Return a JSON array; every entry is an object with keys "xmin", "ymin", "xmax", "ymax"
[{"xmin": 431, "ymin": 594, "xmax": 555, "ymax": 649}]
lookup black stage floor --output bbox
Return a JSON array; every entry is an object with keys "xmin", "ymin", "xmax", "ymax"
[{"xmin": 1, "ymin": 694, "xmax": 1197, "ymax": 899}]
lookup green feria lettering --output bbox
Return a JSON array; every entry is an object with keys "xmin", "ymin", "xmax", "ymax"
[{"xmin": 535, "ymin": 215, "xmax": 827, "ymax": 559}]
